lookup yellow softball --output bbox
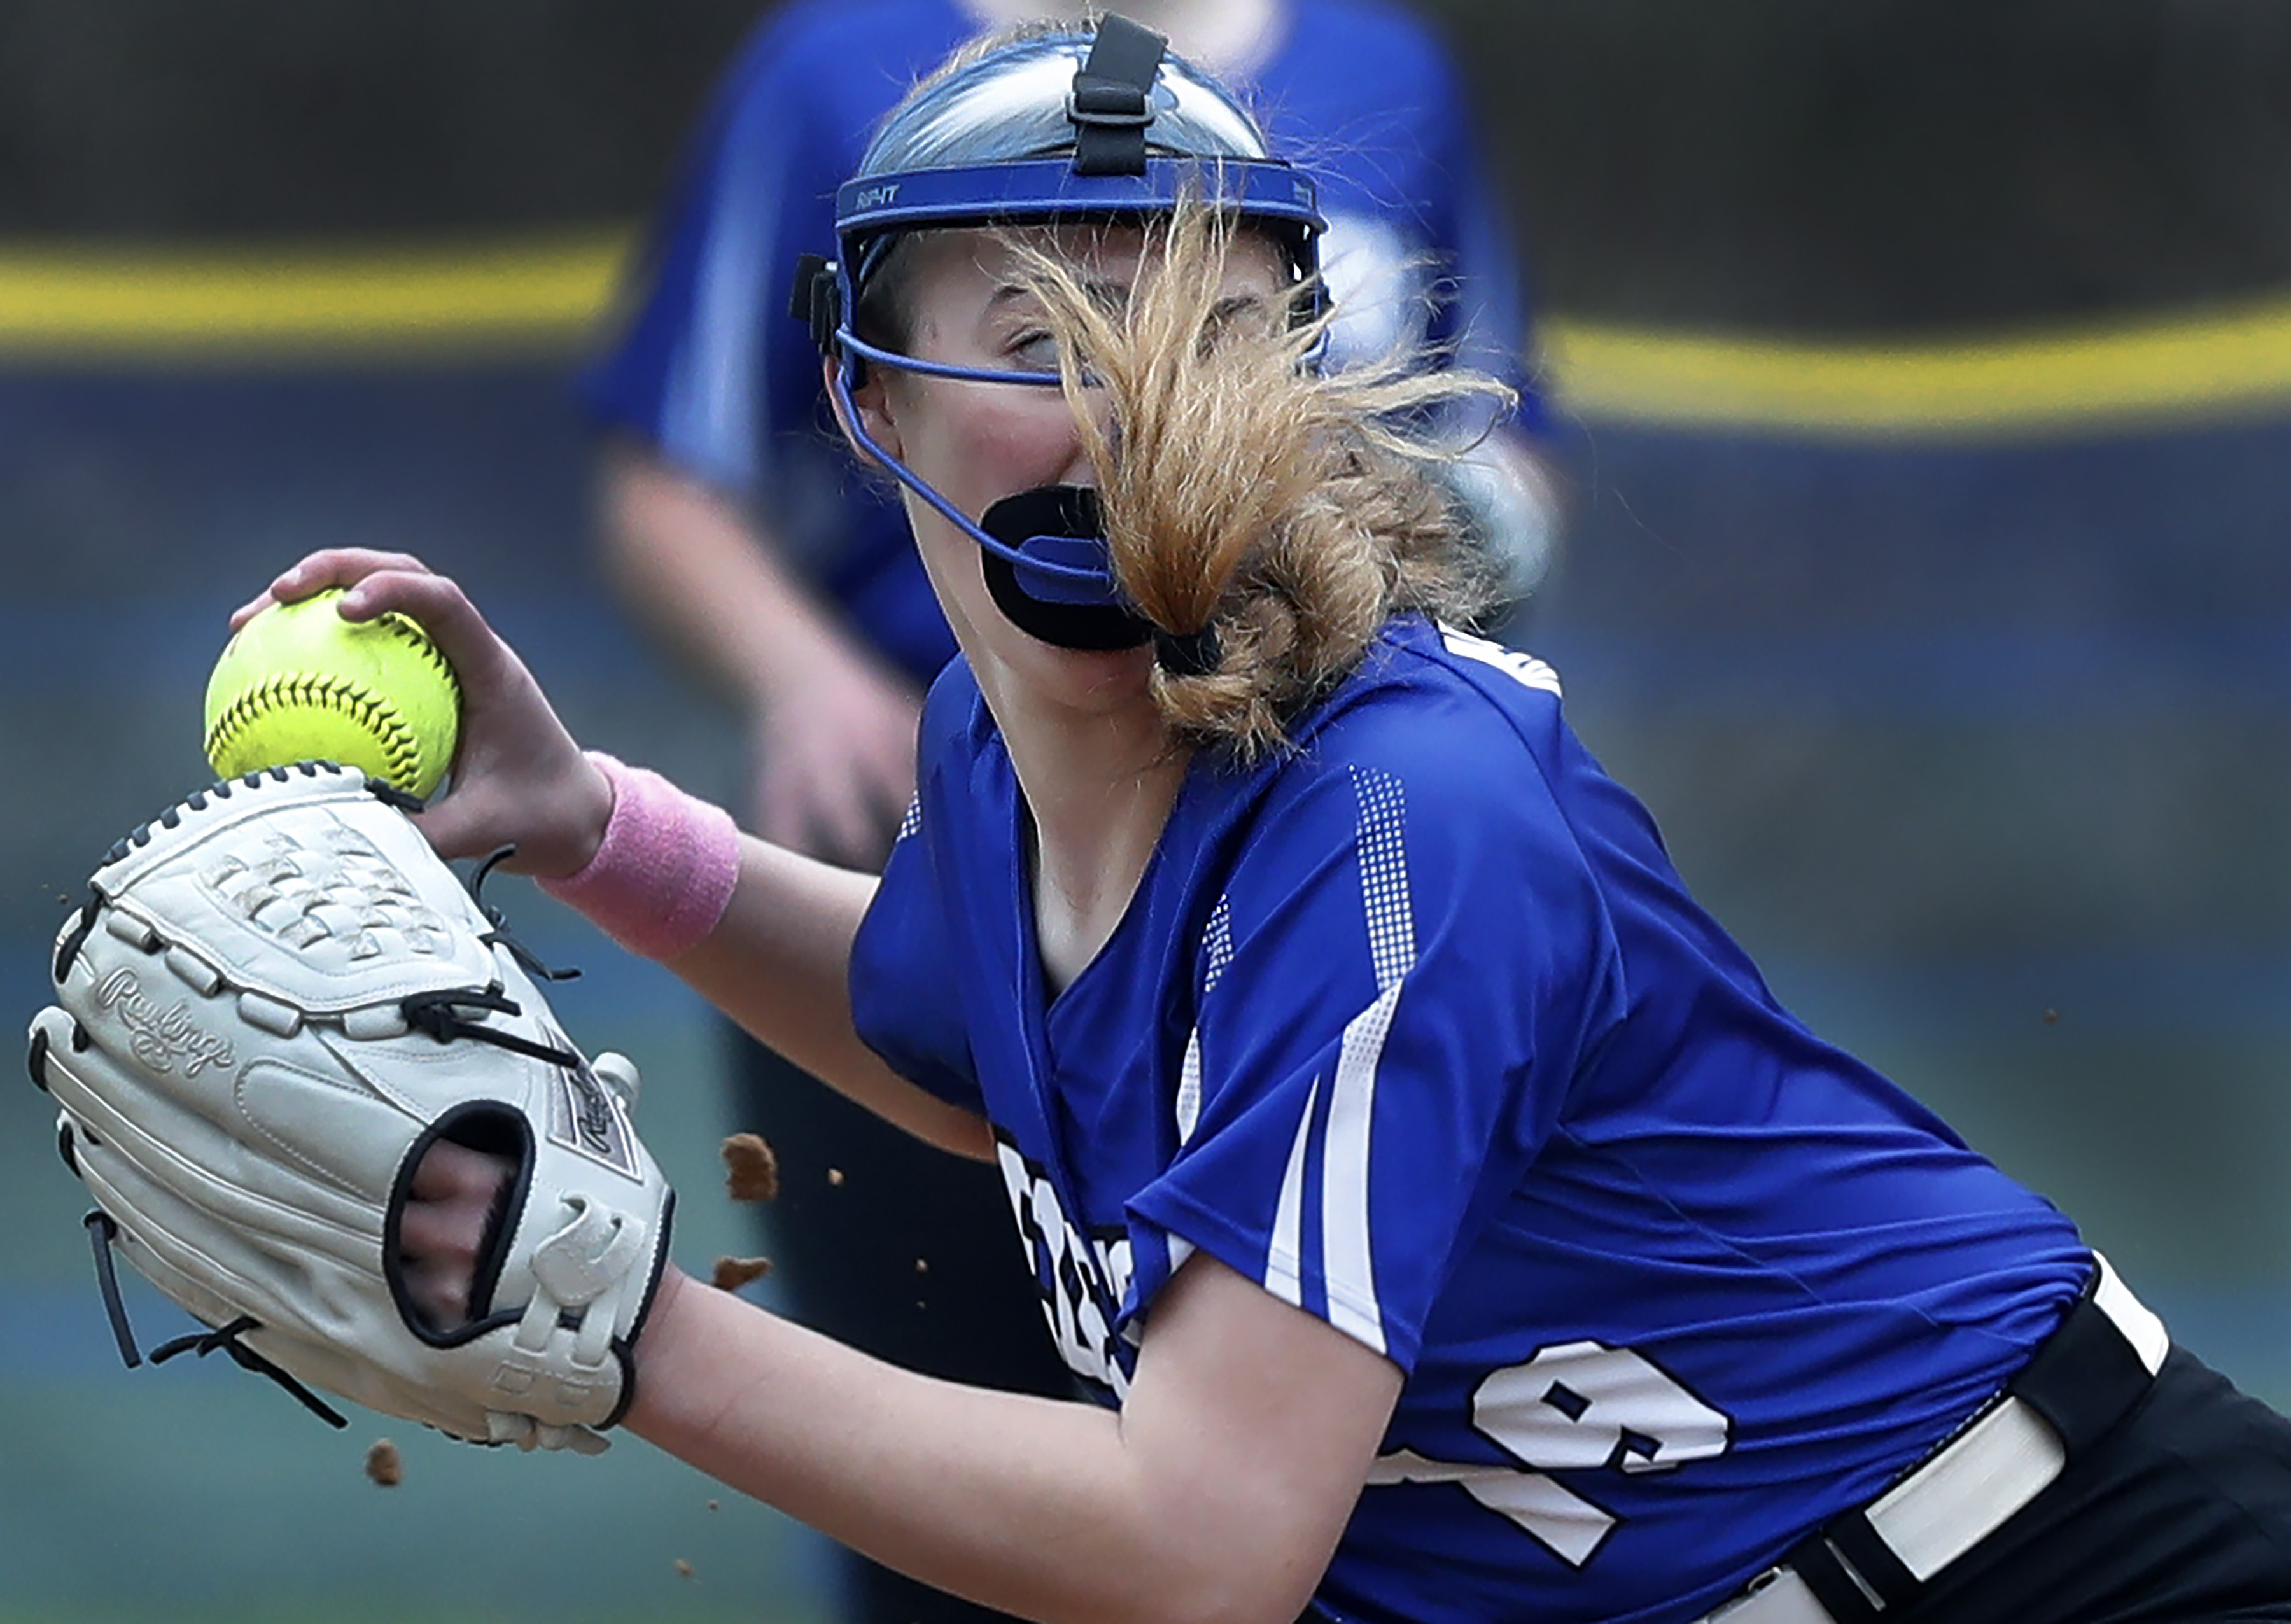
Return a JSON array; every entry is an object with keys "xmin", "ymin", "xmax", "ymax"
[{"xmin": 202, "ymin": 588, "xmax": 462, "ymax": 799}]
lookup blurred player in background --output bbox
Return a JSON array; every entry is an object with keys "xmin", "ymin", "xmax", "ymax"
[{"xmin": 578, "ymin": 8, "xmax": 1552, "ymax": 1621}]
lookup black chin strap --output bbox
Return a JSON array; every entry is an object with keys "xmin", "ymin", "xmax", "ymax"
[
  {"xmin": 981, "ymin": 550, "xmax": 1153, "ymax": 651},
  {"xmin": 1068, "ymin": 15, "xmax": 1168, "ymax": 176},
  {"xmin": 979, "ymin": 485, "xmax": 1148, "ymax": 651},
  {"xmin": 975, "ymin": 484, "xmax": 1226, "ymax": 673}
]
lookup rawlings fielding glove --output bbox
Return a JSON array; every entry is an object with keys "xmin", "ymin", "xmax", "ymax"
[{"xmin": 26, "ymin": 762, "xmax": 674, "ymax": 1454}]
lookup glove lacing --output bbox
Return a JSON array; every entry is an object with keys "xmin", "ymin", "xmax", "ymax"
[
  {"xmin": 148, "ymin": 1317, "xmax": 350, "ymax": 1429},
  {"xmin": 393, "ymin": 844, "xmax": 590, "ymax": 1064},
  {"xmin": 470, "ymin": 844, "xmax": 582, "ymax": 985},
  {"xmin": 400, "ymin": 985, "xmax": 582, "ymax": 1067},
  {"xmin": 81, "ymin": 1211, "xmax": 351, "ymax": 1427}
]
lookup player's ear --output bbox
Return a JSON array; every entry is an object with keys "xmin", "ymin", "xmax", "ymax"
[{"xmin": 826, "ymin": 354, "xmax": 904, "ymax": 466}]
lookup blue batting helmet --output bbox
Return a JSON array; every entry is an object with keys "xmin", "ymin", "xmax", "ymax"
[{"xmin": 790, "ymin": 15, "xmax": 1325, "ymax": 654}]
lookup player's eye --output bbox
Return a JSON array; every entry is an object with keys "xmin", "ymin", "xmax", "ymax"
[
  {"xmin": 1005, "ymin": 330, "xmax": 1060, "ymax": 373},
  {"xmin": 1198, "ymin": 294, "xmax": 1277, "ymax": 356}
]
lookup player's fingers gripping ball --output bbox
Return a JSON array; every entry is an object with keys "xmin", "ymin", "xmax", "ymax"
[{"xmin": 204, "ymin": 587, "xmax": 461, "ymax": 799}]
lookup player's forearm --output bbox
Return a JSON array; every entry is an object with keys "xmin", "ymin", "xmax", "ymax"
[
  {"xmin": 597, "ymin": 440, "xmax": 860, "ymax": 711},
  {"xmin": 668, "ymin": 836, "xmax": 991, "ymax": 1159},
  {"xmin": 627, "ymin": 1272, "xmax": 1301, "ymax": 1624}
]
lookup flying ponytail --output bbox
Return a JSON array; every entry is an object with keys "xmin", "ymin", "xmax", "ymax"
[{"xmin": 1012, "ymin": 199, "xmax": 1513, "ymax": 758}]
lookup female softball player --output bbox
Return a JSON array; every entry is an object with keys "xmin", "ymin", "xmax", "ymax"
[
  {"xmin": 580, "ymin": 16, "xmax": 1559, "ymax": 1621},
  {"xmin": 253, "ymin": 18, "xmax": 2291, "ymax": 1624}
]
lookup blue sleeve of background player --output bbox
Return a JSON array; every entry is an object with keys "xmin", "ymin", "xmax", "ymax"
[
  {"xmin": 1123, "ymin": 704, "xmax": 1627, "ymax": 1370},
  {"xmin": 1428, "ymin": 141, "xmax": 1548, "ymax": 435},
  {"xmin": 575, "ymin": 12, "xmax": 848, "ymax": 495},
  {"xmin": 1284, "ymin": 2, "xmax": 1549, "ymax": 438},
  {"xmin": 1408, "ymin": 32, "xmax": 1548, "ymax": 435}
]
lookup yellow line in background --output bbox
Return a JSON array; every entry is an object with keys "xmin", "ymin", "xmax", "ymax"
[
  {"xmin": 1541, "ymin": 298, "xmax": 2291, "ymax": 438},
  {"xmin": 0, "ymin": 231, "xmax": 632, "ymax": 360},
  {"xmin": 6, "ymin": 230, "xmax": 2291, "ymax": 437}
]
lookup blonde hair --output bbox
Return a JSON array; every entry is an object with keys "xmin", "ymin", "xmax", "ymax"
[{"xmin": 1011, "ymin": 200, "xmax": 1511, "ymax": 758}]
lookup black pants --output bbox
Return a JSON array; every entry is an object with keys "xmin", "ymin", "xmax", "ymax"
[
  {"xmin": 731, "ymin": 1029, "xmax": 1077, "ymax": 1624},
  {"xmin": 1903, "ymin": 1345, "xmax": 2291, "ymax": 1624}
]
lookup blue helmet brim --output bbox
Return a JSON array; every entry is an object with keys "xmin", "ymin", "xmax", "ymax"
[{"xmin": 836, "ymin": 157, "xmax": 1324, "ymax": 269}]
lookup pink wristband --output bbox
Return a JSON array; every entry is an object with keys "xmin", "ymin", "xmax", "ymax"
[{"xmin": 537, "ymin": 753, "xmax": 741, "ymax": 962}]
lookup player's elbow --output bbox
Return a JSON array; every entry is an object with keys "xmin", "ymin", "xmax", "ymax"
[
  {"xmin": 1079, "ymin": 1526, "xmax": 1327, "ymax": 1624},
  {"xmin": 594, "ymin": 438, "xmax": 687, "ymax": 575},
  {"xmin": 1126, "ymin": 1572, "xmax": 1321, "ymax": 1624}
]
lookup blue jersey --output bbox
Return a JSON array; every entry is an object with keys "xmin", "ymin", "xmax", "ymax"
[
  {"xmin": 850, "ymin": 617, "xmax": 2091, "ymax": 1624},
  {"xmin": 580, "ymin": 0, "xmax": 1544, "ymax": 688}
]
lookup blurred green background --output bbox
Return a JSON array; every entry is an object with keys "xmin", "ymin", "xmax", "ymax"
[{"xmin": 3, "ymin": 2, "xmax": 2290, "ymax": 1620}]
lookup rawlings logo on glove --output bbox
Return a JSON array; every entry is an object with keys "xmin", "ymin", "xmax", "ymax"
[
  {"xmin": 88, "ymin": 967, "xmax": 239, "ymax": 1076},
  {"xmin": 27, "ymin": 762, "xmax": 675, "ymax": 1455}
]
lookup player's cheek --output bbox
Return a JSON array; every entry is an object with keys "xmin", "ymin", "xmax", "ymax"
[{"xmin": 960, "ymin": 393, "xmax": 1091, "ymax": 497}]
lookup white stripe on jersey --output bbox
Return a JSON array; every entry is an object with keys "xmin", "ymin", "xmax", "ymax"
[
  {"xmin": 1266, "ymin": 1074, "xmax": 1320, "ymax": 1308},
  {"xmin": 1319, "ymin": 766, "xmax": 1416, "ymax": 1353},
  {"xmin": 1208, "ymin": 769, "xmax": 1417, "ymax": 1345},
  {"xmin": 1177, "ymin": 1033, "xmax": 1205, "ymax": 1149},
  {"xmin": 1437, "ymin": 622, "xmax": 1563, "ymax": 696},
  {"xmin": 1328, "ymin": 981, "xmax": 1403, "ymax": 1348}
]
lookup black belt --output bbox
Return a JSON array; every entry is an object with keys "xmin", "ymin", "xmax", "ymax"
[{"xmin": 1702, "ymin": 1253, "xmax": 2169, "ymax": 1624}]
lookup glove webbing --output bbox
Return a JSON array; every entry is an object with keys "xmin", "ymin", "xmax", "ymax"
[
  {"xmin": 94, "ymin": 762, "xmax": 345, "ymax": 874},
  {"xmin": 52, "ymin": 771, "xmax": 426, "ymax": 989},
  {"xmin": 56, "ymin": 888, "xmax": 581, "ymax": 1068}
]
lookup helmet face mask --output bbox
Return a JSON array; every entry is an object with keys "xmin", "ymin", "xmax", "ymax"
[{"xmin": 794, "ymin": 15, "xmax": 1326, "ymax": 653}]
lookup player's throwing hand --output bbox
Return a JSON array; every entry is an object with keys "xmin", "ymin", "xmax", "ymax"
[{"xmin": 237, "ymin": 548, "xmax": 612, "ymax": 875}]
